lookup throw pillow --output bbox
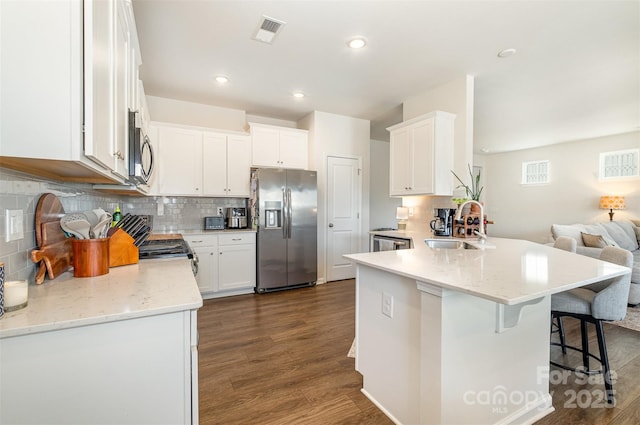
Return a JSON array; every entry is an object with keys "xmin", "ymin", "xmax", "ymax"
[{"xmin": 581, "ymin": 232, "xmax": 608, "ymax": 248}]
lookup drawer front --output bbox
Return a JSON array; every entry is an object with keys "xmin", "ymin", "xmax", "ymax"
[
  {"xmin": 183, "ymin": 234, "xmax": 218, "ymax": 247},
  {"xmin": 218, "ymin": 232, "xmax": 255, "ymax": 246}
]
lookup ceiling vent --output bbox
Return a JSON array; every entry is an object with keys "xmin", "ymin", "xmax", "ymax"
[{"xmin": 253, "ymin": 15, "xmax": 286, "ymax": 44}]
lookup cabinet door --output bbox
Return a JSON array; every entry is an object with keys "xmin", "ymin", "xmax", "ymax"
[
  {"xmin": 192, "ymin": 246, "xmax": 218, "ymax": 293},
  {"xmin": 410, "ymin": 118, "xmax": 435, "ymax": 194},
  {"xmin": 84, "ymin": 0, "xmax": 115, "ymax": 171},
  {"xmin": 278, "ymin": 130, "xmax": 308, "ymax": 169},
  {"xmin": 226, "ymin": 135, "xmax": 251, "ymax": 197},
  {"xmin": 218, "ymin": 244, "xmax": 256, "ymax": 291},
  {"xmin": 157, "ymin": 127, "xmax": 203, "ymax": 195},
  {"xmin": 389, "ymin": 128, "xmax": 411, "ymax": 196},
  {"xmin": 112, "ymin": 2, "xmax": 129, "ymax": 179},
  {"xmin": 251, "ymin": 126, "xmax": 280, "ymax": 167},
  {"xmin": 202, "ymin": 132, "xmax": 227, "ymax": 196}
]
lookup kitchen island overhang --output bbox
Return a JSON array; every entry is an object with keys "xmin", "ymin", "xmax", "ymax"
[{"xmin": 345, "ymin": 237, "xmax": 631, "ymax": 425}]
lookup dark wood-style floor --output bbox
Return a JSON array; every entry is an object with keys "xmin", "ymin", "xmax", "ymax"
[{"xmin": 197, "ymin": 280, "xmax": 640, "ymax": 424}]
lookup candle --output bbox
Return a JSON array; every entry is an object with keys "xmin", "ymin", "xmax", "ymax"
[{"xmin": 4, "ymin": 280, "xmax": 28, "ymax": 312}]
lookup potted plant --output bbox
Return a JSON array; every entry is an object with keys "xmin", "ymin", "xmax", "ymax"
[{"xmin": 451, "ymin": 165, "xmax": 483, "ymax": 213}]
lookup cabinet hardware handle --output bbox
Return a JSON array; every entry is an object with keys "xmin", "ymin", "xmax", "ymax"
[
  {"xmin": 192, "ymin": 240, "xmax": 203, "ymax": 243},
  {"xmin": 329, "ymin": 223, "xmax": 334, "ymax": 228},
  {"xmin": 232, "ymin": 238, "xmax": 241, "ymax": 241},
  {"xmin": 115, "ymin": 151, "xmax": 124, "ymax": 160}
]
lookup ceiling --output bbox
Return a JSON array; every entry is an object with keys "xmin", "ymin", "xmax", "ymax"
[{"xmin": 132, "ymin": 0, "xmax": 639, "ymax": 153}]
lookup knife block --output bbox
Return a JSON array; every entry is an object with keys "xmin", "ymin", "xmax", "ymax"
[{"xmin": 109, "ymin": 228, "xmax": 139, "ymax": 267}]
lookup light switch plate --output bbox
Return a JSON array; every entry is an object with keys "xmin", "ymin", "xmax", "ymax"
[
  {"xmin": 5, "ymin": 209, "xmax": 24, "ymax": 242},
  {"xmin": 382, "ymin": 292, "xmax": 394, "ymax": 318}
]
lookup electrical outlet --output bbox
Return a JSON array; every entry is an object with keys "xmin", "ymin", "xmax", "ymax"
[
  {"xmin": 217, "ymin": 207, "xmax": 224, "ymax": 216},
  {"xmin": 5, "ymin": 209, "xmax": 24, "ymax": 242},
  {"xmin": 382, "ymin": 292, "xmax": 394, "ymax": 318}
]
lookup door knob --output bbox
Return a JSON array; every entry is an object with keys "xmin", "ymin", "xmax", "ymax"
[{"xmin": 329, "ymin": 223, "xmax": 334, "ymax": 227}]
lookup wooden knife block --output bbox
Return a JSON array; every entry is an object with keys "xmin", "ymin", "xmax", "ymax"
[{"xmin": 109, "ymin": 228, "xmax": 139, "ymax": 267}]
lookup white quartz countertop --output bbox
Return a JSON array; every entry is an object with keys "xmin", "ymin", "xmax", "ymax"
[
  {"xmin": 347, "ymin": 235, "xmax": 631, "ymax": 305},
  {"xmin": 153, "ymin": 229, "xmax": 256, "ymax": 236},
  {"xmin": 0, "ymin": 258, "xmax": 203, "ymax": 339}
]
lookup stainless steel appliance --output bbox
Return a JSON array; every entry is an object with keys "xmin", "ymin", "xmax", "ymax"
[
  {"xmin": 430, "ymin": 208, "xmax": 457, "ymax": 237},
  {"xmin": 370, "ymin": 234, "xmax": 412, "ymax": 252},
  {"xmin": 128, "ymin": 110, "xmax": 154, "ymax": 185},
  {"xmin": 251, "ymin": 168, "xmax": 317, "ymax": 292},
  {"xmin": 204, "ymin": 216, "xmax": 225, "ymax": 230},
  {"xmin": 138, "ymin": 238, "xmax": 198, "ymax": 276},
  {"xmin": 226, "ymin": 207, "xmax": 247, "ymax": 229}
]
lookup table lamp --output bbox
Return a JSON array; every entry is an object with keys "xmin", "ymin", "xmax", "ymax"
[
  {"xmin": 599, "ymin": 196, "xmax": 625, "ymax": 221},
  {"xmin": 396, "ymin": 207, "xmax": 409, "ymax": 230}
]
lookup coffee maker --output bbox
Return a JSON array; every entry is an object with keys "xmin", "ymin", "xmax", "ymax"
[{"xmin": 430, "ymin": 208, "xmax": 457, "ymax": 236}]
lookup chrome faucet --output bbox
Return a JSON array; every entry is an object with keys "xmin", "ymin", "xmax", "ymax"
[{"xmin": 454, "ymin": 200, "xmax": 487, "ymax": 242}]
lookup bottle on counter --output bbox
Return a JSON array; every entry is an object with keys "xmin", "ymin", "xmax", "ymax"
[{"xmin": 112, "ymin": 206, "xmax": 122, "ymax": 227}]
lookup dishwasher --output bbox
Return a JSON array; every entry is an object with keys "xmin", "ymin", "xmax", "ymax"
[{"xmin": 370, "ymin": 234, "xmax": 412, "ymax": 252}]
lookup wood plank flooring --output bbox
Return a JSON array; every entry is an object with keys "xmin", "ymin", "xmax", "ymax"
[{"xmin": 197, "ymin": 280, "xmax": 640, "ymax": 424}]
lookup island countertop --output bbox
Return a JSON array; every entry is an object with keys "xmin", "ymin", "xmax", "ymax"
[
  {"xmin": 345, "ymin": 236, "xmax": 630, "ymax": 305},
  {"xmin": 0, "ymin": 258, "xmax": 203, "ymax": 339}
]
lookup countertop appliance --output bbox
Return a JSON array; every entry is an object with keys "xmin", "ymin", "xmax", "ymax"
[
  {"xmin": 370, "ymin": 234, "xmax": 412, "ymax": 252},
  {"xmin": 251, "ymin": 168, "xmax": 317, "ymax": 292},
  {"xmin": 430, "ymin": 208, "xmax": 457, "ymax": 237},
  {"xmin": 128, "ymin": 110, "xmax": 154, "ymax": 186},
  {"xmin": 204, "ymin": 216, "xmax": 225, "ymax": 230},
  {"xmin": 226, "ymin": 207, "xmax": 247, "ymax": 229}
]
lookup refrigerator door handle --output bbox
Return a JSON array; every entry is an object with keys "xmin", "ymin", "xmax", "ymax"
[
  {"xmin": 287, "ymin": 188, "xmax": 292, "ymax": 239},
  {"xmin": 282, "ymin": 187, "xmax": 288, "ymax": 239}
]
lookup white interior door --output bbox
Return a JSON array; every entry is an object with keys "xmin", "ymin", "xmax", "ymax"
[{"xmin": 326, "ymin": 156, "xmax": 361, "ymax": 282}]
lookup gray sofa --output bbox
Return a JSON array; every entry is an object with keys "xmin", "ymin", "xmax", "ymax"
[{"xmin": 551, "ymin": 219, "xmax": 640, "ymax": 305}]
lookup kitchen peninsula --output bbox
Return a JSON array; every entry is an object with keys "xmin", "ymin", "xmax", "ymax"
[
  {"xmin": 345, "ymin": 236, "xmax": 630, "ymax": 425},
  {"xmin": 0, "ymin": 258, "xmax": 202, "ymax": 425}
]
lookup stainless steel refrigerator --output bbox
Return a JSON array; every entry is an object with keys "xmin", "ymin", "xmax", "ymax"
[{"xmin": 250, "ymin": 168, "xmax": 317, "ymax": 292}]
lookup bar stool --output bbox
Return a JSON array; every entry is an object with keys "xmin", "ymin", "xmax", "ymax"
[
  {"xmin": 551, "ymin": 236, "xmax": 577, "ymax": 353},
  {"xmin": 550, "ymin": 246, "xmax": 632, "ymax": 404}
]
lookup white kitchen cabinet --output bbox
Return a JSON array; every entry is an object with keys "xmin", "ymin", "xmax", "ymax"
[
  {"xmin": 1, "ymin": 310, "xmax": 198, "ymax": 424},
  {"xmin": 0, "ymin": 0, "xmax": 143, "ymax": 184},
  {"xmin": 218, "ymin": 233, "xmax": 256, "ymax": 291},
  {"xmin": 202, "ymin": 132, "xmax": 251, "ymax": 197},
  {"xmin": 157, "ymin": 126, "xmax": 204, "ymax": 196},
  {"xmin": 249, "ymin": 122, "xmax": 308, "ymax": 169},
  {"xmin": 184, "ymin": 232, "xmax": 256, "ymax": 298},
  {"xmin": 387, "ymin": 111, "xmax": 456, "ymax": 196}
]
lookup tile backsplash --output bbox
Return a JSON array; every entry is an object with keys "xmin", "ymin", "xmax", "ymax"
[{"xmin": 0, "ymin": 167, "xmax": 246, "ymax": 283}]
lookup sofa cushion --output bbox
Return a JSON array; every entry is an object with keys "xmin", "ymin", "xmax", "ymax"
[
  {"xmin": 581, "ymin": 232, "xmax": 608, "ymax": 248},
  {"xmin": 551, "ymin": 223, "xmax": 617, "ymax": 247},
  {"xmin": 597, "ymin": 221, "xmax": 639, "ymax": 252}
]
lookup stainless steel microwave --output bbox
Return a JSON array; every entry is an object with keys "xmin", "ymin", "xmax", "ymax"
[{"xmin": 128, "ymin": 110, "xmax": 154, "ymax": 185}]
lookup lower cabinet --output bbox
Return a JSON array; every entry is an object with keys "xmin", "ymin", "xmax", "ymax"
[
  {"xmin": 0, "ymin": 310, "xmax": 198, "ymax": 424},
  {"xmin": 185, "ymin": 232, "xmax": 256, "ymax": 298}
]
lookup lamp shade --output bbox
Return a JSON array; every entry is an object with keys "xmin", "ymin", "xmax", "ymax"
[
  {"xmin": 599, "ymin": 196, "xmax": 626, "ymax": 210},
  {"xmin": 396, "ymin": 207, "xmax": 409, "ymax": 220}
]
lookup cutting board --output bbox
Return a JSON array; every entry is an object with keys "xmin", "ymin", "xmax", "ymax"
[{"xmin": 32, "ymin": 193, "xmax": 72, "ymax": 283}]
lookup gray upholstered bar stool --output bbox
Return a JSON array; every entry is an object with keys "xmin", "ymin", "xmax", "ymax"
[
  {"xmin": 550, "ymin": 246, "xmax": 633, "ymax": 404},
  {"xmin": 551, "ymin": 236, "xmax": 578, "ymax": 352}
]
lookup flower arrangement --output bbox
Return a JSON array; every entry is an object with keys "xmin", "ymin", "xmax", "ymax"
[{"xmin": 451, "ymin": 165, "xmax": 483, "ymax": 202}]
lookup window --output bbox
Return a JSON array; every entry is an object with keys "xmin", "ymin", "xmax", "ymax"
[
  {"xmin": 522, "ymin": 160, "xmax": 549, "ymax": 185},
  {"xmin": 599, "ymin": 149, "xmax": 639, "ymax": 180}
]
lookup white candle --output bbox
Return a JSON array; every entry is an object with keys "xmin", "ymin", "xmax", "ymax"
[{"xmin": 4, "ymin": 280, "xmax": 28, "ymax": 311}]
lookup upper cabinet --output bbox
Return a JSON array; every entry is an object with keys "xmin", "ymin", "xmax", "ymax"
[
  {"xmin": 155, "ymin": 123, "xmax": 251, "ymax": 197},
  {"xmin": 387, "ymin": 111, "xmax": 456, "ymax": 197},
  {"xmin": 0, "ymin": 0, "xmax": 142, "ymax": 184},
  {"xmin": 249, "ymin": 123, "xmax": 308, "ymax": 169}
]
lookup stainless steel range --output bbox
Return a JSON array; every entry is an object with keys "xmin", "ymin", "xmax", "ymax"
[{"xmin": 138, "ymin": 238, "xmax": 198, "ymax": 276}]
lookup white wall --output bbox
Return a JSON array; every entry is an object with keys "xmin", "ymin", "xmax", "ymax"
[
  {"xmin": 298, "ymin": 111, "xmax": 371, "ymax": 284},
  {"xmin": 370, "ymin": 139, "xmax": 402, "ymax": 229},
  {"xmin": 146, "ymin": 96, "xmax": 246, "ymax": 131},
  {"xmin": 483, "ymin": 131, "xmax": 640, "ymax": 243},
  {"xmin": 245, "ymin": 114, "xmax": 297, "ymax": 128}
]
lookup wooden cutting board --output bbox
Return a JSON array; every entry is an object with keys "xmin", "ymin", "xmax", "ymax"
[{"xmin": 32, "ymin": 193, "xmax": 72, "ymax": 283}]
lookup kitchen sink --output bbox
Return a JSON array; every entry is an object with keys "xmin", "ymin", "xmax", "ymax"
[{"xmin": 424, "ymin": 239, "xmax": 476, "ymax": 249}]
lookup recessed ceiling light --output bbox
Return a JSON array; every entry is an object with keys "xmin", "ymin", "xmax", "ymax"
[
  {"xmin": 292, "ymin": 92, "xmax": 305, "ymax": 98},
  {"xmin": 215, "ymin": 75, "xmax": 229, "ymax": 84},
  {"xmin": 497, "ymin": 48, "xmax": 517, "ymax": 58},
  {"xmin": 347, "ymin": 37, "xmax": 367, "ymax": 49}
]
